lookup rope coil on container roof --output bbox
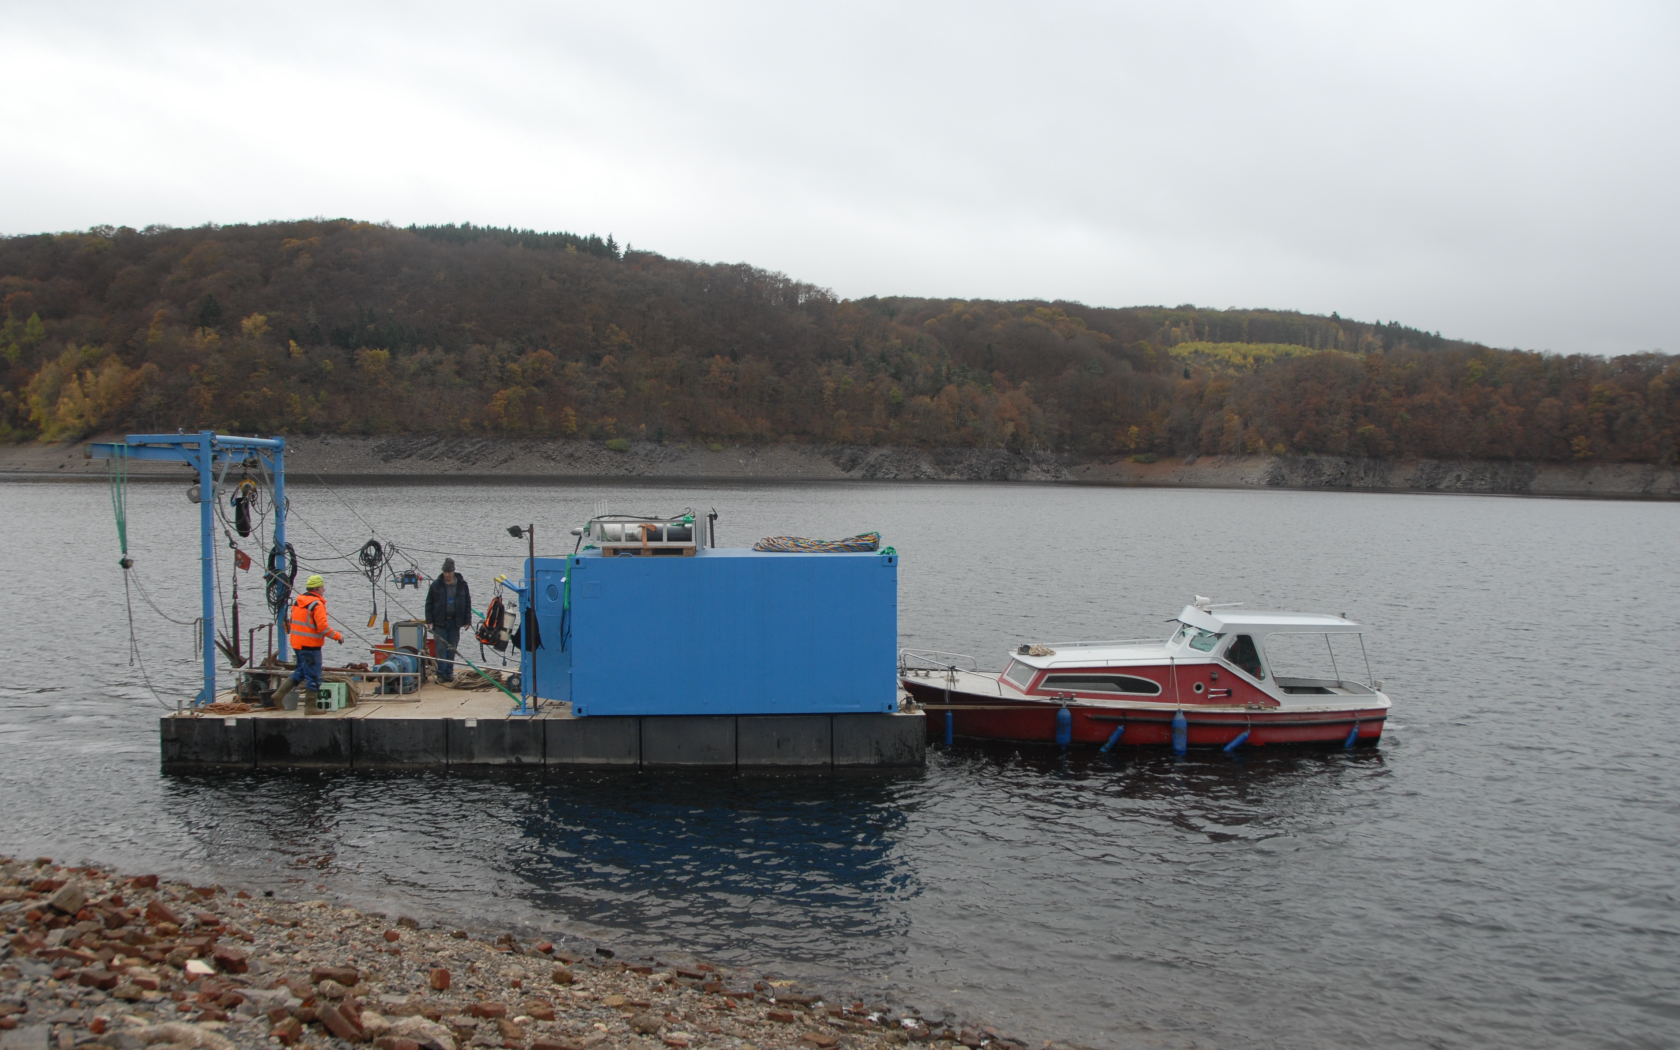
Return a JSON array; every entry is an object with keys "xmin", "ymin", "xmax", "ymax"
[{"xmin": 752, "ymin": 531, "xmax": 881, "ymax": 553}]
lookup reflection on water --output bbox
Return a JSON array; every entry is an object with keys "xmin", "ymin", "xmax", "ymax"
[
  {"xmin": 4, "ymin": 478, "xmax": 1680, "ymax": 1049},
  {"xmin": 156, "ymin": 768, "xmax": 920, "ymax": 969},
  {"xmin": 512, "ymin": 772, "xmax": 916, "ymax": 961}
]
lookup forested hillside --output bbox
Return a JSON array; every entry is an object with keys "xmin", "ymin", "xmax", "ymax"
[{"xmin": 1, "ymin": 220, "xmax": 1674, "ymax": 463}]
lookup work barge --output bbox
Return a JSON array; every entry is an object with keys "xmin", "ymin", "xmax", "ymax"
[
  {"xmin": 161, "ymin": 691, "xmax": 924, "ymax": 770},
  {"xmin": 92, "ymin": 432, "xmax": 924, "ymax": 772}
]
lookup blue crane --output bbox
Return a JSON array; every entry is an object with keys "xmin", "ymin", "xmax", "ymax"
[{"xmin": 88, "ymin": 431, "xmax": 289, "ymax": 707}]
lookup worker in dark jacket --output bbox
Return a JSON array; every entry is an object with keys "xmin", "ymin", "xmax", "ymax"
[{"xmin": 425, "ymin": 559, "xmax": 472, "ymax": 682}]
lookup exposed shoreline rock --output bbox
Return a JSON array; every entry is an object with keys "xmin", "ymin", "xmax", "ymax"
[
  {"xmin": 3, "ymin": 436, "xmax": 1676, "ymax": 500},
  {"xmin": 1067, "ymin": 452, "xmax": 1680, "ymax": 499},
  {"xmin": 1, "ymin": 858, "xmax": 1054, "ymax": 1050}
]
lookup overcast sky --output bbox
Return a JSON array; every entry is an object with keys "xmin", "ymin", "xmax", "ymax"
[{"xmin": 3, "ymin": 1, "xmax": 1675, "ymax": 354}]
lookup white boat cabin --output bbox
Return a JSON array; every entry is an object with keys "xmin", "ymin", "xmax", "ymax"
[{"xmin": 991, "ymin": 602, "xmax": 1383, "ymax": 709}]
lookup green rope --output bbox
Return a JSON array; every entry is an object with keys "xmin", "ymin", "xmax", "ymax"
[{"xmin": 107, "ymin": 444, "xmax": 131, "ymax": 566}]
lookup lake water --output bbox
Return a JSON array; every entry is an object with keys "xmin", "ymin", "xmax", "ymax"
[{"xmin": 2, "ymin": 477, "xmax": 1677, "ymax": 1049}]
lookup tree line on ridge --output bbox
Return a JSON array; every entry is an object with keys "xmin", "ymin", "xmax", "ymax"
[{"xmin": 0, "ymin": 219, "xmax": 1673, "ymax": 464}]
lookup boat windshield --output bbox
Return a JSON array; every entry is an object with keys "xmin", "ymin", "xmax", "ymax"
[{"xmin": 1186, "ymin": 628, "xmax": 1222, "ymax": 652}]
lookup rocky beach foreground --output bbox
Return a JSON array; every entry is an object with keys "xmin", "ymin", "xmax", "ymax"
[{"xmin": 1, "ymin": 860, "xmax": 1048, "ymax": 1050}]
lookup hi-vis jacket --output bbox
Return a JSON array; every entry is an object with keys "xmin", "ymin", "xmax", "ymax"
[{"xmin": 288, "ymin": 592, "xmax": 343, "ymax": 649}]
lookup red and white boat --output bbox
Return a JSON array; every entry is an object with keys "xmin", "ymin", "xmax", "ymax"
[{"xmin": 900, "ymin": 599, "xmax": 1391, "ymax": 750}]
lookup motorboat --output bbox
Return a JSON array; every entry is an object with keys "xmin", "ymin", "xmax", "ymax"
[{"xmin": 900, "ymin": 598, "xmax": 1391, "ymax": 749}]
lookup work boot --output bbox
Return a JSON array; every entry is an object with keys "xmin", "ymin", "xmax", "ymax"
[
  {"xmin": 302, "ymin": 689, "xmax": 321, "ymax": 715},
  {"xmin": 272, "ymin": 676, "xmax": 299, "ymax": 711}
]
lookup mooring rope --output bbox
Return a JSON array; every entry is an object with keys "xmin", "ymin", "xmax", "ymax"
[
  {"xmin": 126, "ymin": 566, "xmax": 197, "ymax": 626},
  {"xmin": 120, "ymin": 571, "xmax": 177, "ymax": 710},
  {"xmin": 106, "ymin": 443, "xmax": 129, "ymax": 563},
  {"xmin": 106, "ymin": 447, "xmax": 176, "ymax": 709}
]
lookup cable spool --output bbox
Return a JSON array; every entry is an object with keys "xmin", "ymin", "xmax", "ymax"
[{"xmin": 265, "ymin": 543, "xmax": 298, "ymax": 617}]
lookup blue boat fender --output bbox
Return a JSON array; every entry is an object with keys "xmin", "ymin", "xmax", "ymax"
[
  {"xmin": 1100, "ymin": 724, "xmax": 1125, "ymax": 752},
  {"xmin": 1055, "ymin": 706, "xmax": 1072, "ymax": 747},
  {"xmin": 945, "ymin": 709, "xmax": 954, "ymax": 747},
  {"xmin": 1223, "ymin": 728, "xmax": 1251, "ymax": 753},
  {"xmin": 1344, "ymin": 720, "xmax": 1360, "ymax": 749},
  {"xmin": 1172, "ymin": 709, "xmax": 1188, "ymax": 755}
]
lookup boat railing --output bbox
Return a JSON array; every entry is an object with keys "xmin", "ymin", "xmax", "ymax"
[
  {"xmin": 899, "ymin": 649, "xmax": 978, "ymax": 676},
  {"xmin": 1036, "ymin": 638, "xmax": 1165, "ymax": 650}
]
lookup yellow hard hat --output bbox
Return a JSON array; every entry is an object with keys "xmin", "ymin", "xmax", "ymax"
[{"xmin": 305, "ymin": 574, "xmax": 325, "ymax": 589}]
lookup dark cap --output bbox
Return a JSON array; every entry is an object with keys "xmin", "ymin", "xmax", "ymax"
[{"xmin": 441, "ymin": 558, "xmax": 456, "ymax": 573}]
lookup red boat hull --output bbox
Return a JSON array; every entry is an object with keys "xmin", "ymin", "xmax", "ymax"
[{"xmin": 902, "ymin": 680, "xmax": 1385, "ymax": 748}]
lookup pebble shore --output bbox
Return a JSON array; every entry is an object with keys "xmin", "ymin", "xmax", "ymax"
[{"xmin": 1, "ymin": 859, "xmax": 1052, "ymax": 1050}]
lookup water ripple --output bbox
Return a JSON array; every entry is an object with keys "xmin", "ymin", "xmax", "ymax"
[{"xmin": 3, "ymin": 480, "xmax": 1679, "ymax": 1048}]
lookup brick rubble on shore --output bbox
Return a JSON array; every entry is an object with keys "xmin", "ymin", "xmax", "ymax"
[{"xmin": 1, "ymin": 859, "xmax": 1043, "ymax": 1050}]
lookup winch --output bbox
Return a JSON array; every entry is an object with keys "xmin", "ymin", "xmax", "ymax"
[{"xmin": 371, "ymin": 651, "xmax": 421, "ymax": 694}]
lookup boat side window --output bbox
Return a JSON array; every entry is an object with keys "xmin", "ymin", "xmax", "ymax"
[
  {"xmin": 1003, "ymin": 660, "xmax": 1036, "ymax": 689},
  {"xmin": 1224, "ymin": 634, "xmax": 1265, "ymax": 679},
  {"xmin": 1187, "ymin": 629, "xmax": 1222, "ymax": 652},
  {"xmin": 1041, "ymin": 674, "xmax": 1162, "ymax": 696}
]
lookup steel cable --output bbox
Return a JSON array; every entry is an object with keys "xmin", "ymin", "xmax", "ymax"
[{"xmin": 121, "ymin": 568, "xmax": 179, "ymax": 709}]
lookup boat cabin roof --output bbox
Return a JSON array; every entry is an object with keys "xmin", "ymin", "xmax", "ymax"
[
  {"xmin": 1177, "ymin": 604, "xmax": 1363, "ymax": 635},
  {"xmin": 995, "ymin": 601, "xmax": 1368, "ymax": 671}
]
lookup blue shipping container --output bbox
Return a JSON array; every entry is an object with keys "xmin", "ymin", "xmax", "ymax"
[{"xmin": 522, "ymin": 548, "xmax": 898, "ymax": 716}]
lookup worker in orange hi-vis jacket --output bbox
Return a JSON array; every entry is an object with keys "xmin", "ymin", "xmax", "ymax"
[{"xmin": 272, "ymin": 574, "xmax": 343, "ymax": 714}]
